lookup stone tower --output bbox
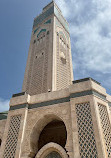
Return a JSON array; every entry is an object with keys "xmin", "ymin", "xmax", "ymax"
[
  {"xmin": 22, "ymin": 1, "xmax": 73, "ymax": 96},
  {"xmin": 0, "ymin": 1, "xmax": 111, "ymax": 158}
]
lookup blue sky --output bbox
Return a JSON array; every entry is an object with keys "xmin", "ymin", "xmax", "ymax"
[{"xmin": 0, "ymin": 0, "xmax": 111, "ymax": 112}]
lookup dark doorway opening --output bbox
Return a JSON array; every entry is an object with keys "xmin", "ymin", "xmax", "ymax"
[
  {"xmin": 46, "ymin": 151, "xmax": 62, "ymax": 158},
  {"xmin": 0, "ymin": 139, "xmax": 2, "ymax": 146},
  {"xmin": 38, "ymin": 120, "xmax": 67, "ymax": 151}
]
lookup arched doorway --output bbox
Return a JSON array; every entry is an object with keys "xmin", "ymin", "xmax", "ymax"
[
  {"xmin": 30, "ymin": 114, "xmax": 68, "ymax": 157},
  {"xmin": 38, "ymin": 120, "xmax": 67, "ymax": 151}
]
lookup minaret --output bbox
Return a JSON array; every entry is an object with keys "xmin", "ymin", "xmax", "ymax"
[
  {"xmin": 1, "ymin": 2, "xmax": 111, "ymax": 158},
  {"xmin": 22, "ymin": 1, "xmax": 73, "ymax": 95}
]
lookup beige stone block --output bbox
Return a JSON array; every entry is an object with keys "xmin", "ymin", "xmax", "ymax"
[
  {"xmin": 10, "ymin": 94, "xmax": 30, "ymax": 106},
  {"xmin": 29, "ymin": 88, "xmax": 69, "ymax": 104},
  {"xmin": 107, "ymin": 94, "xmax": 111, "ymax": 102}
]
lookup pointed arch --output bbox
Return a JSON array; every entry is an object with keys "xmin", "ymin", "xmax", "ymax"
[{"xmin": 30, "ymin": 113, "xmax": 68, "ymax": 156}]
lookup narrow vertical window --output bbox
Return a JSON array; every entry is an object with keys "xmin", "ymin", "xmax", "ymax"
[{"xmin": 0, "ymin": 139, "xmax": 2, "ymax": 146}]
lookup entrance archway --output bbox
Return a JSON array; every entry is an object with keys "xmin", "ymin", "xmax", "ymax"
[{"xmin": 30, "ymin": 114, "xmax": 68, "ymax": 157}]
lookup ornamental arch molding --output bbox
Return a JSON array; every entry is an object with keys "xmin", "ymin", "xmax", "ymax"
[
  {"xmin": 30, "ymin": 113, "xmax": 69, "ymax": 157},
  {"xmin": 35, "ymin": 142, "xmax": 68, "ymax": 158}
]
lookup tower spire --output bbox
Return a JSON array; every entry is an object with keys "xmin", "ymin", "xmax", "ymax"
[
  {"xmin": 22, "ymin": 0, "xmax": 73, "ymax": 95},
  {"xmin": 52, "ymin": 0, "xmax": 55, "ymax": 3}
]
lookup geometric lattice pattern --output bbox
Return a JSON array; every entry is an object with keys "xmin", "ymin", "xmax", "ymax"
[
  {"xmin": 3, "ymin": 115, "xmax": 21, "ymax": 158},
  {"xmin": 56, "ymin": 33, "xmax": 71, "ymax": 90},
  {"xmin": 98, "ymin": 104, "xmax": 111, "ymax": 157},
  {"xmin": 76, "ymin": 102, "xmax": 98, "ymax": 158}
]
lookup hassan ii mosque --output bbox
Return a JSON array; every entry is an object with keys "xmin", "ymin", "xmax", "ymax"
[{"xmin": 0, "ymin": 1, "xmax": 111, "ymax": 158}]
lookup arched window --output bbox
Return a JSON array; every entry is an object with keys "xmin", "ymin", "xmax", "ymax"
[{"xmin": 46, "ymin": 151, "xmax": 62, "ymax": 158}]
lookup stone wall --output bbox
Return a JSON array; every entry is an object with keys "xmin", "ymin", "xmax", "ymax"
[{"xmin": 0, "ymin": 120, "xmax": 7, "ymax": 153}]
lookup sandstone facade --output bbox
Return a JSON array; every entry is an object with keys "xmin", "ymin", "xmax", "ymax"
[
  {"xmin": 0, "ymin": 1, "xmax": 111, "ymax": 158},
  {"xmin": 0, "ymin": 78, "xmax": 111, "ymax": 158}
]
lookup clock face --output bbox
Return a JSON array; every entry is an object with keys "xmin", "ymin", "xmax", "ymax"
[{"xmin": 46, "ymin": 151, "xmax": 62, "ymax": 158}]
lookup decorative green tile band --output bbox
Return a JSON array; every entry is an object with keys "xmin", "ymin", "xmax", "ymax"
[
  {"xmin": 33, "ymin": 5, "xmax": 69, "ymax": 32},
  {"xmin": 70, "ymin": 90, "xmax": 106, "ymax": 100},
  {"xmin": 70, "ymin": 90, "xmax": 93, "ymax": 98},
  {"xmin": 34, "ymin": 27, "xmax": 40, "ymax": 34},
  {"xmin": 33, "ymin": 6, "xmax": 54, "ymax": 28},
  {"xmin": 0, "ymin": 112, "xmax": 8, "ymax": 120},
  {"xmin": 56, "ymin": 19, "xmax": 69, "ymax": 40},
  {"xmin": 9, "ymin": 90, "xmax": 106, "ymax": 111},
  {"xmin": 28, "ymin": 97, "xmax": 70, "ymax": 109},
  {"xmin": 37, "ymin": 29, "xmax": 46, "ymax": 37},
  {"xmin": 54, "ymin": 6, "xmax": 69, "ymax": 32},
  {"xmin": 9, "ymin": 104, "xmax": 27, "ymax": 111},
  {"xmin": 93, "ymin": 91, "xmax": 106, "ymax": 100},
  {"xmin": 44, "ymin": 19, "xmax": 51, "ymax": 24}
]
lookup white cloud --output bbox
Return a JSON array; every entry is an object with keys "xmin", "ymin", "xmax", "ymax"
[
  {"xmin": 0, "ymin": 98, "xmax": 9, "ymax": 112},
  {"xmin": 55, "ymin": 0, "xmax": 111, "ymax": 74}
]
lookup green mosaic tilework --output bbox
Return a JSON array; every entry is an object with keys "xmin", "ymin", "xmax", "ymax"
[
  {"xmin": 44, "ymin": 19, "xmax": 51, "ymax": 24},
  {"xmin": 33, "ymin": 6, "xmax": 54, "ymax": 27},
  {"xmin": 33, "ymin": 5, "xmax": 69, "ymax": 32},
  {"xmin": 28, "ymin": 97, "xmax": 70, "ymax": 109},
  {"xmin": 92, "ymin": 91, "xmax": 106, "ymax": 100},
  {"xmin": 54, "ymin": 6, "xmax": 69, "ymax": 32},
  {"xmin": 70, "ymin": 90, "xmax": 106, "ymax": 100},
  {"xmin": 9, "ymin": 104, "xmax": 27, "ymax": 111},
  {"xmin": 0, "ymin": 111, "xmax": 8, "ymax": 120},
  {"xmin": 37, "ymin": 29, "xmax": 46, "ymax": 37},
  {"xmin": 34, "ymin": 27, "xmax": 40, "ymax": 34},
  {"xmin": 9, "ymin": 89, "xmax": 107, "ymax": 111},
  {"xmin": 56, "ymin": 19, "xmax": 69, "ymax": 40}
]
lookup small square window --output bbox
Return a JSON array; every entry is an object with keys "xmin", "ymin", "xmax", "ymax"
[
  {"xmin": 57, "ymin": 32, "xmax": 59, "ymax": 36},
  {"xmin": 34, "ymin": 40, "xmax": 36, "ymax": 44},
  {"xmin": 47, "ymin": 31, "xmax": 49, "ymax": 35}
]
